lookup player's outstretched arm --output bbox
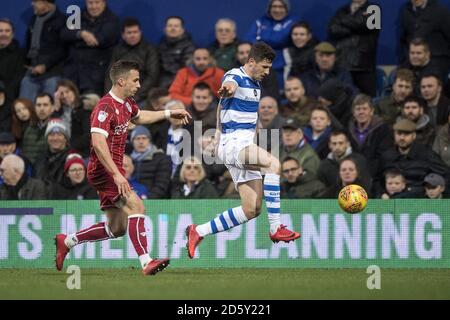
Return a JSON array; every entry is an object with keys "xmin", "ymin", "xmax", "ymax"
[
  {"xmin": 91, "ymin": 132, "xmax": 131, "ymax": 197},
  {"xmin": 217, "ymin": 81, "xmax": 238, "ymax": 98},
  {"xmin": 131, "ymin": 109, "xmax": 192, "ymax": 125}
]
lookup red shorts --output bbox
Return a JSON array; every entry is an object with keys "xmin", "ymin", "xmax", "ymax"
[{"xmin": 87, "ymin": 171, "xmax": 123, "ymax": 211}]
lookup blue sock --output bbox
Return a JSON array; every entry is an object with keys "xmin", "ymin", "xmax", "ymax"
[
  {"xmin": 196, "ymin": 206, "xmax": 248, "ymax": 237},
  {"xmin": 264, "ymin": 173, "xmax": 281, "ymax": 233}
]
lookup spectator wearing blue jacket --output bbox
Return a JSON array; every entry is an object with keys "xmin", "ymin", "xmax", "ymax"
[{"xmin": 245, "ymin": 0, "xmax": 298, "ymax": 90}]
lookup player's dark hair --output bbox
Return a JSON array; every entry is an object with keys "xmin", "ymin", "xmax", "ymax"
[
  {"xmin": 122, "ymin": 17, "xmax": 141, "ymax": 32},
  {"xmin": 35, "ymin": 92, "xmax": 54, "ymax": 105},
  {"xmin": 193, "ymin": 82, "xmax": 212, "ymax": 94},
  {"xmin": 109, "ymin": 60, "xmax": 140, "ymax": 84},
  {"xmin": 248, "ymin": 41, "xmax": 276, "ymax": 63},
  {"xmin": 402, "ymin": 95, "xmax": 427, "ymax": 109},
  {"xmin": 282, "ymin": 156, "xmax": 300, "ymax": 166},
  {"xmin": 166, "ymin": 16, "xmax": 184, "ymax": 27}
]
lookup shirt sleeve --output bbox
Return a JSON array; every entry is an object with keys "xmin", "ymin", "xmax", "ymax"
[
  {"xmin": 90, "ymin": 103, "xmax": 114, "ymax": 138},
  {"xmin": 130, "ymin": 99, "xmax": 140, "ymax": 120},
  {"xmin": 222, "ymin": 73, "xmax": 240, "ymax": 86}
]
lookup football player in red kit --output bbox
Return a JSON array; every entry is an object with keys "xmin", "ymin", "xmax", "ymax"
[{"xmin": 55, "ymin": 60, "xmax": 191, "ymax": 275}]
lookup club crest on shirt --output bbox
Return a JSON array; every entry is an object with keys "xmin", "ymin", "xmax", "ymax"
[
  {"xmin": 126, "ymin": 102, "xmax": 132, "ymax": 113},
  {"xmin": 98, "ymin": 111, "xmax": 108, "ymax": 122},
  {"xmin": 254, "ymin": 89, "xmax": 257, "ymax": 97}
]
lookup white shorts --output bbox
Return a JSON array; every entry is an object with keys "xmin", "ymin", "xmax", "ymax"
[{"xmin": 217, "ymin": 130, "xmax": 262, "ymax": 188}]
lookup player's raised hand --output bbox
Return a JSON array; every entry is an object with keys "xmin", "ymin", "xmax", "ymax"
[
  {"xmin": 169, "ymin": 109, "xmax": 192, "ymax": 125},
  {"xmin": 218, "ymin": 84, "xmax": 234, "ymax": 98},
  {"xmin": 113, "ymin": 173, "xmax": 132, "ymax": 197}
]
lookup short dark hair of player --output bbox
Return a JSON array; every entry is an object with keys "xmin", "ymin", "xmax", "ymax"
[
  {"xmin": 248, "ymin": 41, "xmax": 276, "ymax": 63},
  {"xmin": 35, "ymin": 92, "xmax": 54, "ymax": 105},
  {"xmin": 193, "ymin": 82, "xmax": 212, "ymax": 94},
  {"xmin": 165, "ymin": 16, "xmax": 184, "ymax": 27},
  {"xmin": 0, "ymin": 18, "xmax": 14, "ymax": 32},
  {"xmin": 420, "ymin": 73, "xmax": 443, "ymax": 87},
  {"xmin": 402, "ymin": 95, "xmax": 427, "ymax": 109},
  {"xmin": 122, "ymin": 17, "xmax": 140, "ymax": 32},
  {"xmin": 409, "ymin": 37, "xmax": 430, "ymax": 52},
  {"xmin": 282, "ymin": 156, "xmax": 300, "ymax": 167},
  {"xmin": 352, "ymin": 93, "xmax": 374, "ymax": 111},
  {"xmin": 109, "ymin": 60, "xmax": 140, "ymax": 84},
  {"xmin": 384, "ymin": 169, "xmax": 405, "ymax": 182}
]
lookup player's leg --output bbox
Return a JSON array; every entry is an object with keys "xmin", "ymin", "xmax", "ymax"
[
  {"xmin": 54, "ymin": 207, "xmax": 123, "ymax": 271},
  {"xmin": 239, "ymin": 144, "xmax": 300, "ymax": 242},
  {"xmin": 120, "ymin": 192, "xmax": 170, "ymax": 275},
  {"xmin": 186, "ymin": 179, "xmax": 262, "ymax": 258}
]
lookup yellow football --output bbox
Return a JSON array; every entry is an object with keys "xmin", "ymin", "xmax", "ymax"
[{"xmin": 338, "ymin": 184, "xmax": 368, "ymax": 214}]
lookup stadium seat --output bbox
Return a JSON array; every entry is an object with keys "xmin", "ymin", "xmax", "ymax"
[{"xmin": 376, "ymin": 67, "xmax": 388, "ymax": 97}]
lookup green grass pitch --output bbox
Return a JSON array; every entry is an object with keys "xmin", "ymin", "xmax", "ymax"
[{"xmin": 0, "ymin": 268, "xmax": 449, "ymax": 299}]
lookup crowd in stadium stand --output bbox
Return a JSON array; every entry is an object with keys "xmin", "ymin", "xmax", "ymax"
[{"xmin": 1, "ymin": 0, "xmax": 450, "ymax": 201}]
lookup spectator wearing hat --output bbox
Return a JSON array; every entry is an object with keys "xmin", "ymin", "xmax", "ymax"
[
  {"xmin": 420, "ymin": 73, "xmax": 450, "ymax": 128},
  {"xmin": 19, "ymin": 0, "xmax": 66, "ymax": 102},
  {"xmin": 245, "ymin": 0, "xmax": 298, "ymax": 90},
  {"xmin": 375, "ymin": 69, "xmax": 414, "ymax": 127},
  {"xmin": 0, "ymin": 132, "xmax": 33, "ymax": 179},
  {"xmin": 0, "ymin": 154, "xmax": 48, "ymax": 200},
  {"xmin": 129, "ymin": 125, "xmax": 172, "ymax": 199},
  {"xmin": 51, "ymin": 153, "xmax": 97, "ymax": 200},
  {"xmin": 60, "ymin": 0, "xmax": 120, "ymax": 95},
  {"xmin": 0, "ymin": 80, "xmax": 12, "ymax": 132},
  {"xmin": 432, "ymin": 114, "xmax": 450, "ymax": 167},
  {"xmin": 280, "ymin": 117, "xmax": 320, "ymax": 177},
  {"xmin": 317, "ymin": 78, "xmax": 354, "ymax": 125},
  {"xmin": 423, "ymin": 173, "xmax": 447, "ymax": 199},
  {"xmin": 348, "ymin": 94, "xmax": 393, "ymax": 177},
  {"xmin": 376, "ymin": 118, "xmax": 449, "ymax": 197},
  {"xmin": 0, "ymin": 18, "xmax": 26, "ymax": 100},
  {"xmin": 397, "ymin": 96, "xmax": 435, "ymax": 145},
  {"xmin": 328, "ymin": 0, "xmax": 380, "ymax": 97},
  {"xmin": 122, "ymin": 154, "xmax": 149, "ymax": 199},
  {"xmin": 33, "ymin": 119, "xmax": 71, "ymax": 187},
  {"xmin": 299, "ymin": 41, "xmax": 357, "ymax": 98},
  {"xmin": 22, "ymin": 92, "xmax": 56, "ymax": 164}
]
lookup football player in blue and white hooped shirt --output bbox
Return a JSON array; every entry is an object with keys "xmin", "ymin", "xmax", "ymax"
[{"xmin": 186, "ymin": 42, "xmax": 301, "ymax": 259}]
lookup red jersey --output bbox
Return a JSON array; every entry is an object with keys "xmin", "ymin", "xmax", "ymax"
[{"xmin": 88, "ymin": 91, "xmax": 140, "ymax": 183}]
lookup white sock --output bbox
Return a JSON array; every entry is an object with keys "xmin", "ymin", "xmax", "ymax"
[
  {"xmin": 64, "ymin": 233, "xmax": 78, "ymax": 249},
  {"xmin": 264, "ymin": 173, "xmax": 281, "ymax": 234},
  {"xmin": 196, "ymin": 206, "xmax": 248, "ymax": 237},
  {"xmin": 139, "ymin": 254, "xmax": 152, "ymax": 269}
]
